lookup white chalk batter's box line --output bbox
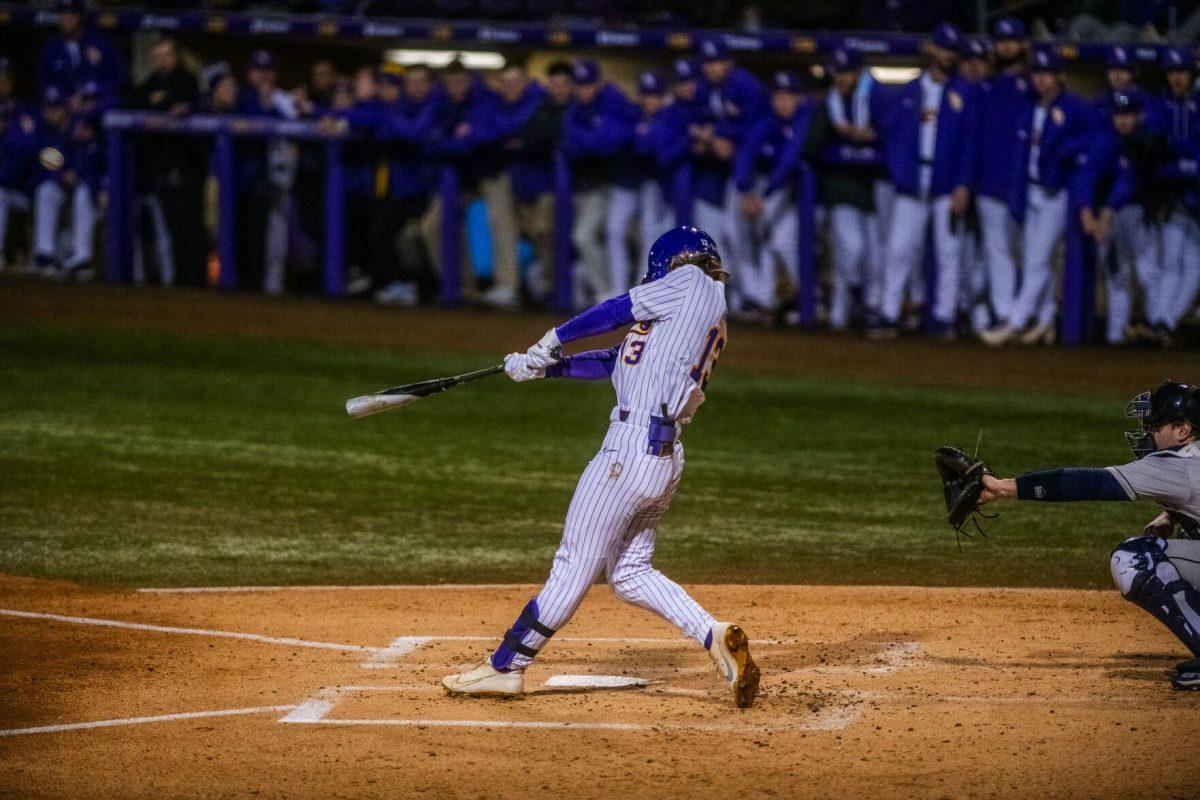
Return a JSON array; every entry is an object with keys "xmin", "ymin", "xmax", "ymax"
[{"xmin": 278, "ymin": 685, "xmax": 864, "ymax": 733}]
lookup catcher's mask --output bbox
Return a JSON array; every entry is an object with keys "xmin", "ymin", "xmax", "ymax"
[{"xmin": 1125, "ymin": 380, "xmax": 1200, "ymax": 459}]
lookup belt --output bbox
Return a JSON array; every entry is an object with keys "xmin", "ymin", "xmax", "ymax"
[{"xmin": 617, "ymin": 408, "xmax": 678, "ymax": 457}]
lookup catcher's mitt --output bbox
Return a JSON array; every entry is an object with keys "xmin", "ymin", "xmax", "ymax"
[{"xmin": 934, "ymin": 445, "xmax": 997, "ymax": 544}]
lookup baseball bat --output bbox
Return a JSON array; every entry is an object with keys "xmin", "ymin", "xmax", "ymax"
[{"xmin": 345, "ymin": 364, "xmax": 504, "ymax": 419}]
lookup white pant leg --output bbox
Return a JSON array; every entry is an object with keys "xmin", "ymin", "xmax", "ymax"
[
  {"xmin": 829, "ymin": 204, "xmax": 867, "ymax": 329},
  {"xmin": 572, "ymin": 187, "xmax": 609, "ymax": 306},
  {"xmin": 606, "ymin": 184, "xmax": 640, "ymax": 296},
  {"xmin": 64, "ymin": 184, "xmax": 96, "ymax": 270},
  {"xmin": 762, "ymin": 189, "xmax": 798, "ymax": 282},
  {"xmin": 976, "ymin": 196, "xmax": 1019, "ymax": 323},
  {"xmin": 726, "ymin": 182, "xmax": 765, "ymax": 309},
  {"xmin": 144, "ymin": 193, "xmax": 175, "ymax": 285},
  {"xmin": 1104, "ymin": 206, "xmax": 1141, "ymax": 343},
  {"xmin": 1170, "ymin": 216, "xmax": 1200, "ymax": 326},
  {"xmin": 263, "ymin": 192, "xmax": 289, "ymax": 295},
  {"xmin": 930, "ymin": 194, "xmax": 964, "ymax": 324},
  {"xmin": 1009, "ymin": 186, "xmax": 1067, "ymax": 330},
  {"xmin": 881, "ymin": 194, "xmax": 930, "ymax": 323},
  {"xmin": 1132, "ymin": 217, "xmax": 1162, "ymax": 324},
  {"xmin": 33, "ymin": 179, "xmax": 66, "ymax": 262},
  {"xmin": 506, "ymin": 426, "xmax": 687, "ymax": 669},
  {"xmin": 607, "ymin": 509, "xmax": 716, "ymax": 646}
]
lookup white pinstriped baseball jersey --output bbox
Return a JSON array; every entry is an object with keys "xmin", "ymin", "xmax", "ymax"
[{"xmin": 613, "ymin": 263, "xmax": 728, "ymax": 425}]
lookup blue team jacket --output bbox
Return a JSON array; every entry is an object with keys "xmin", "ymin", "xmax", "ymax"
[
  {"xmin": 634, "ymin": 101, "xmax": 692, "ymax": 201},
  {"xmin": 1011, "ymin": 91, "xmax": 1096, "ymax": 218},
  {"xmin": 697, "ymin": 67, "xmax": 769, "ymax": 143},
  {"xmin": 36, "ymin": 31, "xmax": 124, "ymax": 100},
  {"xmin": 732, "ymin": 102, "xmax": 813, "ymax": 194},
  {"xmin": 1161, "ymin": 91, "xmax": 1199, "ymax": 153},
  {"xmin": 885, "ymin": 74, "xmax": 978, "ymax": 199},
  {"xmin": 495, "ymin": 82, "xmax": 551, "ymax": 203},
  {"xmin": 973, "ymin": 73, "xmax": 1034, "ymax": 208},
  {"xmin": 561, "ymin": 83, "xmax": 639, "ymax": 189}
]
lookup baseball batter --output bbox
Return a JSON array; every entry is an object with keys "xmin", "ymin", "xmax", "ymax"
[
  {"xmin": 441, "ymin": 225, "xmax": 761, "ymax": 707},
  {"xmin": 975, "ymin": 381, "xmax": 1200, "ymax": 690}
]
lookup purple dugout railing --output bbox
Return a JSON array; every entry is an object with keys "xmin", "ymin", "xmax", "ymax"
[{"xmin": 102, "ymin": 111, "xmax": 349, "ymax": 297}]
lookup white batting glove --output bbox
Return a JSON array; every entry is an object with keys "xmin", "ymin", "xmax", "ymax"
[
  {"xmin": 525, "ymin": 328, "xmax": 562, "ymax": 370},
  {"xmin": 504, "ymin": 352, "xmax": 545, "ymax": 382}
]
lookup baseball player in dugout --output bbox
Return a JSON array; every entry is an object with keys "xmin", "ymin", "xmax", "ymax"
[
  {"xmin": 441, "ymin": 226, "xmax": 761, "ymax": 708},
  {"xmin": 974, "ymin": 382, "xmax": 1200, "ymax": 691},
  {"xmin": 873, "ymin": 22, "xmax": 978, "ymax": 341},
  {"xmin": 981, "ymin": 46, "xmax": 1095, "ymax": 347}
]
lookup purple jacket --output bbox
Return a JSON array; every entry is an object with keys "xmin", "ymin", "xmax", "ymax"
[
  {"xmin": 561, "ymin": 83, "xmax": 639, "ymax": 190},
  {"xmin": 885, "ymin": 74, "xmax": 979, "ymax": 199},
  {"xmin": 697, "ymin": 67, "xmax": 769, "ymax": 143}
]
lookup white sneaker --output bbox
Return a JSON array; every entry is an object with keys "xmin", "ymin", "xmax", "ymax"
[
  {"xmin": 482, "ymin": 284, "xmax": 519, "ymax": 310},
  {"xmin": 373, "ymin": 281, "xmax": 418, "ymax": 307},
  {"xmin": 442, "ymin": 660, "xmax": 524, "ymax": 697},
  {"xmin": 979, "ymin": 324, "xmax": 1014, "ymax": 347},
  {"xmin": 707, "ymin": 622, "xmax": 760, "ymax": 708},
  {"xmin": 1018, "ymin": 322, "xmax": 1055, "ymax": 346}
]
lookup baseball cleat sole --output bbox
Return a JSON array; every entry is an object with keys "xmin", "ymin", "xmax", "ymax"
[{"xmin": 709, "ymin": 622, "xmax": 761, "ymax": 708}]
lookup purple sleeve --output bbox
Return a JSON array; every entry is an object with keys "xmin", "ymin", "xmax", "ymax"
[
  {"xmin": 545, "ymin": 346, "xmax": 620, "ymax": 380},
  {"xmin": 553, "ymin": 294, "xmax": 635, "ymax": 344}
]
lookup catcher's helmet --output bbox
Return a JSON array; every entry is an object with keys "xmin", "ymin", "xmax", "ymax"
[
  {"xmin": 644, "ymin": 225, "xmax": 719, "ymax": 284},
  {"xmin": 1124, "ymin": 380, "xmax": 1200, "ymax": 458}
]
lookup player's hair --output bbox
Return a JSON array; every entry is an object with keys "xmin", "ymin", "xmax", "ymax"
[
  {"xmin": 443, "ymin": 59, "xmax": 469, "ymax": 76},
  {"xmin": 546, "ymin": 60, "xmax": 573, "ymax": 79},
  {"xmin": 667, "ymin": 252, "xmax": 728, "ymax": 283}
]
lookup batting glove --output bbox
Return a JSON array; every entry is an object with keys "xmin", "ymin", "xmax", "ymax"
[
  {"xmin": 525, "ymin": 328, "xmax": 562, "ymax": 370},
  {"xmin": 504, "ymin": 352, "xmax": 545, "ymax": 382}
]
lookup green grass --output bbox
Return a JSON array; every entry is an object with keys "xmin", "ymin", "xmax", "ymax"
[{"xmin": 0, "ymin": 321, "xmax": 1151, "ymax": 588}]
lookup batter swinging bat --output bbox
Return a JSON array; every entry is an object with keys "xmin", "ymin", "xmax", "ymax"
[{"xmin": 345, "ymin": 364, "xmax": 504, "ymax": 419}]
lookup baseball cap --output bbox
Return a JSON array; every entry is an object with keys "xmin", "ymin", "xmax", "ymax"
[
  {"xmin": 571, "ymin": 60, "xmax": 599, "ymax": 85},
  {"xmin": 56, "ymin": 0, "xmax": 86, "ymax": 12},
  {"xmin": 637, "ymin": 71, "xmax": 665, "ymax": 95},
  {"xmin": 1030, "ymin": 46, "xmax": 1061, "ymax": 73},
  {"xmin": 671, "ymin": 58, "xmax": 699, "ymax": 83},
  {"xmin": 249, "ymin": 49, "xmax": 275, "ymax": 70},
  {"xmin": 41, "ymin": 84, "xmax": 67, "ymax": 107},
  {"xmin": 698, "ymin": 39, "xmax": 729, "ymax": 62},
  {"xmin": 771, "ymin": 71, "xmax": 801, "ymax": 92},
  {"xmin": 827, "ymin": 47, "xmax": 863, "ymax": 73},
  {"xmin": 1111, "ymin": 90, "xmax": 1143, "ymax": 114},
  {"xmin": 963, "ymin": 37, "xmax": 989, "ymax": 61},
  {"xmin": 931, "ymin": 22, "xmax": 962, "ymax": 53},
  {"xmin": 1162, "ymin": 46, "xmax": 1195, "ymax": 72},
  {"xmin": 1106, "ymin": 45, "xmax": 1134, "ymax": 70},
  {"xmin": 993, "ymin": 16, "xmax": 1026, "ymax": 41}
]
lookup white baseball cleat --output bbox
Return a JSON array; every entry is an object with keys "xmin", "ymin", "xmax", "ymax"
[
  {"xmin": 708, "ymin": 622, "xmax": 761, "ymax": 708},
  {"xmin": 441, "ymin": 660, "xmax": 524, "ymax": 697}
]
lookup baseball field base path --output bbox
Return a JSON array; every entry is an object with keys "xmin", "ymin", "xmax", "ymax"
[{"xmin": 0, "ymin": 575, "xmax": 1197, "ymax": 799}]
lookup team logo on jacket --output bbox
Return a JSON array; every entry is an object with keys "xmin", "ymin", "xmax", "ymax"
[
  {"xmin": 948, "ymin": 91, "xmax": 963, "ymax": 112},
  {"xmin": 1051, "ymin": 107, "xmax": 1065, "ymax": 126}
]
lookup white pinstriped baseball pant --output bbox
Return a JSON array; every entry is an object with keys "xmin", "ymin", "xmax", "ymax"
[{"xmin": 501, "ymin": 420, "xmax": 717, "ymax": 670}]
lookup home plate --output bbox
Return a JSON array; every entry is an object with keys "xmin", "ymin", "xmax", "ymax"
[{"xmin": 544, "ymin": 675, "xmax": 649, "ymax": 689}]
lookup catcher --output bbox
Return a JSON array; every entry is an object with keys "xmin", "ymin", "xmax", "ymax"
[{"xmin": 936, "ymin": 381, "xmax": 1200, "ymax": 691}]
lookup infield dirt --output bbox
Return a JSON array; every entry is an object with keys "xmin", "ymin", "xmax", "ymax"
[{"xmin": 1, "ymin": 575, "xmax": 1196, "ymax": 799}]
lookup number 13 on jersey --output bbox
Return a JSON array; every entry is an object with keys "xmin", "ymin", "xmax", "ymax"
[{"xmin": 689, "ymin": 326, "xmax": 726, "ymax": 390}]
